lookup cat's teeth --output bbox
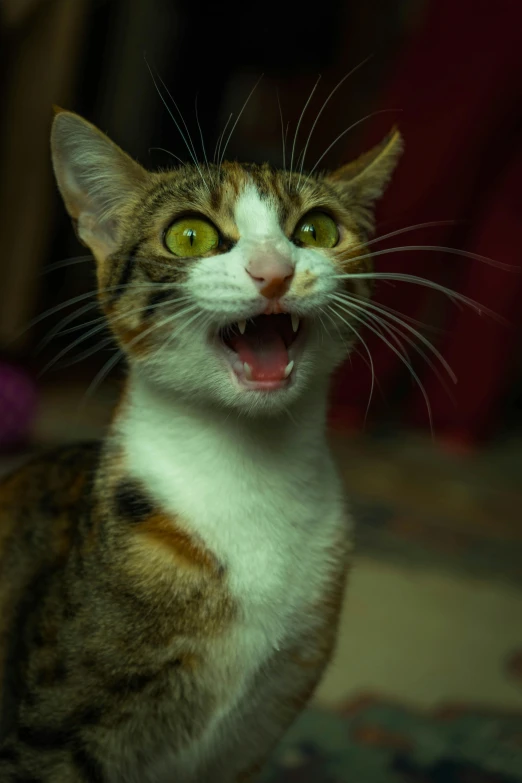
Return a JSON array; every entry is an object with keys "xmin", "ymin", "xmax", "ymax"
[
  {"xmin": 243, "ymin": 362, "xmax": 253, "ymax": 380},
  {"xmin": 283, "ymin": 360, "xmax": 294, "ymax": 378},
  {"xmin": 238, "ymin": 320, "xmax": 247, "ymax": 335},
  {"xmin": 291, "ymin": 314, "xmax": 300, "ymax": 333}
]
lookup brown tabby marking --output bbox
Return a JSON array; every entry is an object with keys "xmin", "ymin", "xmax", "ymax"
[
  {"xmin": 0, "ymin": 113, "xmax": 402, "ymax": 780},
  {"xmin": 0, "ymin": 444, "xmax": 344, "ymax": 780},
  {"xmin": 134, "ymin": 513, "xmax": 219, "ymax": 573},
  {"xmin": 0, "ymin": 444, "xmax": 344, "ymax": 778},
  {"xmin": 0, "ymin": 445, "xmax": 240, "ymax": 778}
]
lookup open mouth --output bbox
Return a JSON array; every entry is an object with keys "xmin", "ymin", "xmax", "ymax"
[{"xmin": 218, "ymin": 313, "xmax": 302, "ymax": 390}]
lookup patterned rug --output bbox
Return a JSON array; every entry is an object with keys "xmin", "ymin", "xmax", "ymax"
[
  {"xmin": 350, "ymin": 495, "xmax": 522, "ymax": 588},
  {"xmin": 262, "ymin": 697, "xmax": 522, "ymax": 782}
]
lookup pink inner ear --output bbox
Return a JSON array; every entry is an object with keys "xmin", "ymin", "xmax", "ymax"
[{"xmin": 78, "ymin": 213, "xmax": 120, "ymax": 260}]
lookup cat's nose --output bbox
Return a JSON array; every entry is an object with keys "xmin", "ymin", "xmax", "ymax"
[{"xmin": 246, "ymin": 254, "xmax": 295, "ymax": 299}]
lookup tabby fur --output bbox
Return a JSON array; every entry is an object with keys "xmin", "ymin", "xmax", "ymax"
[{"xmin": 0, "ymin": 109, "xmax": 402, "ymax": 781}]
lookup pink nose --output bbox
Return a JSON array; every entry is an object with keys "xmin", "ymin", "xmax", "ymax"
[{"xmin": 246, "ymin": 255, "xmax": 295, "ymax": 299}]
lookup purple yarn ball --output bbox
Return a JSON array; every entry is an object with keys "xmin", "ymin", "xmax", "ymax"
[{"xmin": 0, "ymin": 363, "xmax": 38, "ymax": 448}]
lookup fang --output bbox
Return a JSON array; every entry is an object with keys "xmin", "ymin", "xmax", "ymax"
[{"xmin": 291, "ymin": 314, "xmax": 300, "ymax": 333}]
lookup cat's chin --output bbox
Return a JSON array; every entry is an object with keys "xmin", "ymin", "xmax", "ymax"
[
  {"xmin": 135, "ymin": 314, "xmax": 343, "ymax": 416},
  {"xmin": 223, "ymin": 382, "xmax": 306, "ymax": 417}
]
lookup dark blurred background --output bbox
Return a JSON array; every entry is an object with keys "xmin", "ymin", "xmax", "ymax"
[
  {"xmin": 1, "ymin": 1, "xmax": 522, "ymax": 778},
  {"xmin": 1, "ymin": 0, "xmax": 522, "ymax": 445}
]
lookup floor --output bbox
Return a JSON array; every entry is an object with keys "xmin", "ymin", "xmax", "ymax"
[
  {"xmin": 324, "ymin": 430, "xmax": 522, "ymax": 713},
  {"xmin": 317, "ymin": 556, "xmax": 522, "ymax": 711},
  {"xmin": 2, "ymin": 381, "xmax": 522, "ymax": 722}
]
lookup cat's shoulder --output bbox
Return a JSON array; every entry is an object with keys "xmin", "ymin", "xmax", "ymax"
[{"xmin": 0, "ymin": 441, "xmax": 101, "ymax": 498}]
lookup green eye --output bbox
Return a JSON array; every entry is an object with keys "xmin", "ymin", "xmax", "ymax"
[
  {"xmin": 293, "ymin": 211, "xmax": 339, "ymax": 249},
  {"xmin": 165, "ymin": 217, "xmax": 219, "ymax": 257}
]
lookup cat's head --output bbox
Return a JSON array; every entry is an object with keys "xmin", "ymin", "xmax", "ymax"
[{"xmin": 51, "ymin": 110, "xmax": 402, "ymax": 415}]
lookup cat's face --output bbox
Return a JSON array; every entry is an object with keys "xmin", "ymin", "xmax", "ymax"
[{"xmin": 51, "ymin": 111, "xmax": 402, "ymax": 415}]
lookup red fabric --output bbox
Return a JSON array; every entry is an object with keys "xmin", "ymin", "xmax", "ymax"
[{"xmin": 330, "ymin": 0, "xmax": 522, "ymax": 442}]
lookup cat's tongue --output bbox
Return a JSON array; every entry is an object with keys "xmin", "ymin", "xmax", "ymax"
[{"xmin": 228, "ymin": 321, "xmax": 289, "ymax": 381}]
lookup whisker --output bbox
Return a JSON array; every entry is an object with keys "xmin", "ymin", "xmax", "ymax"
[
  {"xmin": 352, "ymin": 346, "xmax": 379, "ymax": 391},
  {"xmin": 350, "ymin": 344, "xmax": 387, "ymax": 403},
  {"xmin": 289, "ymin": 75, "xmax": 321, "ymax": 173},
  {"xmin": 37, "ymin": 301, "xmax": 100, "ymax": 352},
  {"xmin": 24, "ymin": 278, "xmax": 185, "ymax": 341},
  {"xmin": 219, "ymin": 75, "xmax": 264, "ymax": 168},
  {"xmin": 39, "ymin": 293, "xmax": 197, "ymax": 376},
  {"xmin": 124, "ymin": 304, "xmax": 205, "ymax": 368},
  {"xmin": 295, "ymin": 147, "xmax": 306, "ymax": 175},
  {"xmin": 44, "ymin": 249, "xmax": 183, "ymax": 277},
  {"xmin": 320, "ymin": 306, "xmax": 351, "ymax": 351},
  {"xmin": 317, "ymin": 313, "xmax": 327, "ymax": 346},
  {"xmin": 363, "ymin": 220, "xmax": 458, "ymax": 251},
  {"xmin": 194, "ymin": 93, "xmax": 211, "ymax": 183},
  {"xmin": 343, "ymin": 291, "xmax": 437, "ymax": 332},
  {"xmin": 345, "ymin": 305, "xmax": 411, "ymax": 364},
  {"xmin": 214, "ymin": 112, "xmax": 233, "ymax": 166},
  {"xmin": 281, "ymin": 404, "xmax": 299, "ymax": 425},
  {"xmin": 159, "ymin": 313, "xmax": 209, "ymax": 360},
  {"xmin": 82, "ymin": 349, "xmax": 125, "ymax": 404},
  {"xmin": 157, "ymin": 306, "xmax": 207, "ymax": 349},
  {"xmin": 57, "ymin": 294, "xmax": 194, "ymax": 338},
  {"xmin": 58, "ymin": 336, "xmax": 116, "ymax": 369},
  {"xmin": 330, "ymin": 301, "xmax": 433, "ymax": 433},
  {"xmin": 20, "ymin": 289, "xmax": 104, "ymax": 338},
  {"xmin": 39, "ymin": 319, "xmax": 112, "ymax": 377},
  {"xmin": 296, "ymin": 55, "xmax": 372, "ymax": 184},
  {"xmin": 154, "ymin": 70, "xmax": 201, "ymax": 166},
  {"xmin": 306, "ymin": 109, "xmax": 397, "ymax": 180},
  {"xmin": 144, "ymin": 57, "xmax": 210, "ymax": 193},
  {"xmin": 348, "ymin": 306, "xmax": 432, "ymax": 391},
  {"xmin": 276, "ymin": 89, "xmax": 286, "ymax": 171},
  {"xmin": 82, "ymin": 304, "xmax": 201, "ymax": 402},
  {"xmin": 338, "ymin": 244, "xmax": 515, "ymax": 277},
  {"xmin": 332, "ymin": 292, "xmax": 456, "ymax": 381},
  {"xmin": 332, "ymin": 295, "xmax": 456, "ymax": 401},
  {"xmin": 148, "ymin": 147, "xmax": 185, "ymax": 166},
  {"xmin": 335, "ymin": 273, "xmax": 506, "ymax": 322},
  {"xmin": 328, "ymin": 304, "xmax": 375, "ymax": 420},
  {"xmin": 42, "ymin": 254, "xmax": 94, "ymax": 275}
]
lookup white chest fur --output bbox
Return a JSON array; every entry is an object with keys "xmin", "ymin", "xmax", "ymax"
[{"xmin": 119, "ymin": 375, "xmax": 348, "ymax": 675}]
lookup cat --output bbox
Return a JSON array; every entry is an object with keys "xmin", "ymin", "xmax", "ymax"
[{"xmin": 0, "ymin": 108, "xmax": 402, "ymax": 782}]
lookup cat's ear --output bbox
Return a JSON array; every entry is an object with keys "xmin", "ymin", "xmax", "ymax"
[
  {"xmin": 326, "ymin": 127, "xmax": 403, "ymax": 213},
  {"xmin": 51, "ymin": 109, "xmax": 149, "ymax": 259}
]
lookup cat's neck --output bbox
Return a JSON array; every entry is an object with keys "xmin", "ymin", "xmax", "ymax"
[
  {"xmin": 114, "ymin": 370, "xmax": 341, "ymax": 554},
  {"xmin": 116, "ymin": 369, "xmax": 332, "ymax": 478}
]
